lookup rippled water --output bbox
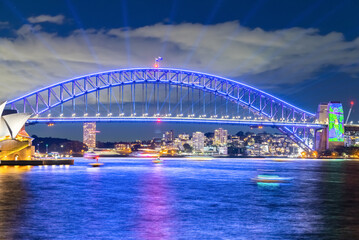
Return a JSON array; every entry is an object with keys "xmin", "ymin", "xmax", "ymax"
[{"xmin": 1, "ymin": 158, "xmax": 359, "ymax": 240}]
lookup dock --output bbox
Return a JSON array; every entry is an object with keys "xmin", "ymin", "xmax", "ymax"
[{"xmin": 0, "ymin": 159, "xmax": 74, "ymax": 166}]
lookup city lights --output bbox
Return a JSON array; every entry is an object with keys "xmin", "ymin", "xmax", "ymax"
[{"xmin": 0, "ymin": 2, "xmax": 358, "ymax": 239}]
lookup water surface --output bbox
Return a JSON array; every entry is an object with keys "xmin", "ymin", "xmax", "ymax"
[{"xmin": 1, "ymin": 158, "xmax": 359, "ymax": 240}]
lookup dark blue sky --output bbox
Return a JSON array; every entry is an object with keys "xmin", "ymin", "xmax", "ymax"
[
  {"xmin": 1, "ymin": 0, "xmax": 358, "ymax": 141},
  {"xmin": 2, "ymin": 0, "xmax": 358, "ymax": 38}
]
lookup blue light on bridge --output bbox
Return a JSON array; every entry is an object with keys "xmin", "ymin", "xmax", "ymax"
[{"xmin": 7, "ymin": 67, "xmax": 319, "ymax": 152}]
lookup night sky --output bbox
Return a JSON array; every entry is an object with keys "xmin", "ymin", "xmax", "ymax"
[{"xmin": 0, "ymin": 0, "xmax": 358, "ymax": 141}]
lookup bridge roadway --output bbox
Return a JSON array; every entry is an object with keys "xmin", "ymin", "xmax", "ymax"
[
  {"xmin": 27, "ymin": 116, "xmax": 326, "ymax": 129},
  {"xmin": 344, "ymin": 124, "xmax": 359, "ymax": 132}
]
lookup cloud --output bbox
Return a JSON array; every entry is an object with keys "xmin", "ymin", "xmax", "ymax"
[
  {"xmin": 0, "ymin": 21, "xmax": 358, "ymax": 101},
  {"xmin": 27, "ymin": 14, "xmax": 65, "ymax": 24}
]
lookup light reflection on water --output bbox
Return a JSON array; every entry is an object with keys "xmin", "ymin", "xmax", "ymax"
[
  {"xmin": 135, "ymin": 164, "xmax": 177, "ymax": 239},
  {"xmin": 0, "ymin": 158, "xmax": 359, "ymax": 239}
]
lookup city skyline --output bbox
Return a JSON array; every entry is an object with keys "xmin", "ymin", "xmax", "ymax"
[
  {"xmin": 1, "ymin": 1, "xmax": 359, "ymax": 239},
  {"xmin": 0, "ymin": 0, "xmax": 359, "ymax": 141}
]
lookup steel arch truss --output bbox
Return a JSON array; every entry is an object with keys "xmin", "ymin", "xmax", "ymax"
[{"xmin": 7, "ymin": 68, "xmax": 318, "ymax": 152}]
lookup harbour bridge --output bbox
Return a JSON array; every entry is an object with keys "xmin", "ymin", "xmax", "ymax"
[{"xmin": 6, "ymin": 68, "xmax": 329, "ymax": 152}]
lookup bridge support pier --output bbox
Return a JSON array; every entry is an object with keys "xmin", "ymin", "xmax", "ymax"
[{"xmin": 315, "ymin": 102, "xmax": 345, "ymax": 153}]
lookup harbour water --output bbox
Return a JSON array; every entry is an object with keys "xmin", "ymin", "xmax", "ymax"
[{"xmin": 1, "ymin": 158, "xmax": 359, "ymax": 239}]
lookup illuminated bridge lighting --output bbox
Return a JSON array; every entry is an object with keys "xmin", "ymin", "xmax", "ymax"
[{"xmin": 7, "ymin": 68, "xmax": 320, "ymax": 152}]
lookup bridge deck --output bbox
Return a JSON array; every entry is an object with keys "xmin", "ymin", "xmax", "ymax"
[{"xmin": 28, "ymin": 117, "xmax": 325, "ymax": 128}]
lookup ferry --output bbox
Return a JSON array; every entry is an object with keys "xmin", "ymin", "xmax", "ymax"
[
  {"xmin": 84, "ymin": 152, "xmax": 100, "ymax": 159},
  {"xmin": 89, "ymin": 162, "xmax": 104, "ymax": 167},
  {"xmin": 252, "ymin": 174, "xmax": 292, "ymax": 183},
  {"xmin": 130, "ymin": 148, "xmax": 159, "ymax": 158},
  {"xmin": 84, "ymin": 149, "xmax": 129, "ymax": 158},
  {"xmin": 152, "ymin": 156, "xmax": 162, "ymax": 164}
]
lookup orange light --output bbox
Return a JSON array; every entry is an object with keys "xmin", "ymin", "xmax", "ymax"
[
  {"xmin": 157, "ymin": 118, "xmax": 161, "ymax": 122},
  {"xmin": 350, "ymin": 101, "xmax": 354, "ymax": 105},
  {"xmin": 154, "ymin": 64, "xmax": 159, "ymax": 68}
]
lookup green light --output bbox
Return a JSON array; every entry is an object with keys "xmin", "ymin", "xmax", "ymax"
[
  {"xmin": 257, "ymin": 182, "xmax": 280, "ymax": 187},
  {"xmin": 328, "ymin": 103, "xmax": 344, "ymax": 142}
]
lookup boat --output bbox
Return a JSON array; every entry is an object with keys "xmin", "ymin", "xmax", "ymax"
[
  {"xmin": 252, "ymin": 174, "xmax": 292, "ymax": 183},
  {"xmin": 87, "ymin": 154, "xmax": 104, "ymax": 167},
  {"xmin": 131, "ymin": 148, "xmax": 159, "ymax": 158},
  {"xmin": 84, "ymin": 149, "xmax": 129, "ymax": 158},
  {"xmin": 90, "ymin": 162, "xmax": 104, "ymax": 167},
  {"xmin": 152, "ymin": 156, "xmax": 162, "ymax": 164},
  {"xmin": 84, "ymin": 152, "xmax": 100, "ymax": 159}
]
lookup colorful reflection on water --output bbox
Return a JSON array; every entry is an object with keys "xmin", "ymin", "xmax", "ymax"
[
  {"xmin": 0, "ymin": 159, "xmax": 359, "ymax": 239},
  {"xmin": 135, "ymin": 164, "xmax": 177, "ymax": 239}
]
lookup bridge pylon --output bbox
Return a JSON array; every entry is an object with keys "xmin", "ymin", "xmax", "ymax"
[{"xmin": 315, "ymin": 102, "xmax": 345, "ymax": 153}]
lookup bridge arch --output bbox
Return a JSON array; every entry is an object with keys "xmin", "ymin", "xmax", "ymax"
[
  {"xmin": 7, "ymin": 68, "xmax": 318, "ymax": 152},
  {"xmin": 8, "ymin": 68, "xmax": 314, "ymax": 120}
]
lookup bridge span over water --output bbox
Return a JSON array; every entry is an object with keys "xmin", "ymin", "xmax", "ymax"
[{"xmin": 6, "ymin": 68, "xmax": 327, "ymax": 152}]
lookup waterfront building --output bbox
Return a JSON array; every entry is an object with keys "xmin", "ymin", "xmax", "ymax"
[
  {"xmin": 217, "ymin": 146, "xmax": 228, "ymax": 155},
  {"xmin": 204, "ymin": 145, "xmax": 217, "ymax": 155},
  {"xmin": 192, "ymin": 132, "xmax": 205, "ymax": 153},
  {"xmin": 0, "ymin": 101, "xmax": 33, "ymax": 160},
  {"xmin": 115, "ymin": 143, "xmax": 130, "ymax": 150},
  {"xmin": 345, "ymin": 133, "xmax": 359, "ymax": 147},
  {"xmin": 163, "ymin": 130, "xmax": 174, "ymax": 142},
  {"xmin": 214, "ymin": 128, "xmax": 228, "ymax": 146},
  {"xmin": 179, "ymin": 133, "xmax": 190, "ymax": 141},
  {"xmin": 83, "ymin": 122, "xmax": 96, "ymax": 149},
  {"xmin": 151, "ymin": 138, "xmax": 162, "ymax": 150},
  {"xmin": 260, "ymin": 144, "xmax": 269, "ymax": 154},
  {"xmin": 174, "ymin": 138, "xmax": 185, "ymax": 151}
]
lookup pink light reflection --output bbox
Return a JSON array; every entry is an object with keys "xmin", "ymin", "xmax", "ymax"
[{"xmin": 135, "ymin": 165, "xmax": 177, "ymax": 239}]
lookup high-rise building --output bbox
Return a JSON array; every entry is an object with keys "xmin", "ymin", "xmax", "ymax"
[
  {"xmin": 83, "ymin": 122, "xmax": 96, "ymax": 149},
  {"xmin": 163, "ymin": 130, "xmax": 174, "ymax": 142},
  {"xmin": 178, "ymin": 133, "xmax": 190, "ymax": 141},
  {"xmin": 214, "ymin": 128, "xmax": 228, "ymax": 146},
  {"xmin": 192, "ymin": 132, "xmax": 205, "ymax": 153}
]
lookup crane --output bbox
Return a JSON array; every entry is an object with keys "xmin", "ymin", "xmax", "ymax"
[{"xmin": 345, "ymin": 101, "xmax": 354, "ymax": 124}]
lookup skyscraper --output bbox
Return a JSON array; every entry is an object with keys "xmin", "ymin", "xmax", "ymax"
[
  {"xmin": 163, "ymin": 130, "xmax": 174, "ymax": 142},
  {"xmin": 192, "ymin": 132, "xmax": 205, "ymax": 153},
  {"xmin": 214, "ymin": 128, "xmax": 228, "ymax": 146},
  {"xmin": 83, "ymin": 122, "xmax": 96, "ymax": 149}
]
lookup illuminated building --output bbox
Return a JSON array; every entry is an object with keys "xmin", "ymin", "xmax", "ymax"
[
  {"xmin": 0, "ymin": 101, "xmax": 33, "ymax": 160},
  {"xmin": 214, "ymin": 128, "xmax": 228, "ymax": 146},
  {"xmin": 174, "ymin": 138, "xmax": 185, "ymax": 151},
  {"xmin": 192, "ymin": 132, "xmax": 205, "ymax": 153},
  {"xmin": 115, "ymin": 143, "xmax": 130, "ymax": 150},
  {"xmin": 83, "ymin": 122, "xmax": 96, "ymax": 149},
  {"xmin": 316, "ymin": 102, "xmax": 345, "ymax": 151},
  {"xmin": 344, "ymin": 133, "xmax": 359, "ymax": 147},
  {"xmin": 178, "ymin": 134, "xmax": 190, "ymax": 141},
  {"xmin": 217, "ymin": 146, "xmax": 228, "ymax": 155},
  {"xmin": 163, "ymin": 130, "xmax": 174, "ymax": 142}
]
